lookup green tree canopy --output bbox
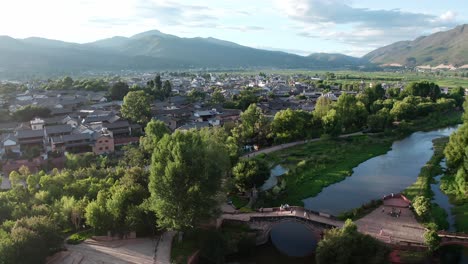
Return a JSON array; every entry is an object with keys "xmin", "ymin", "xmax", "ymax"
[
  {"xmin": 232, "ymin": 103, "xmax": 269, "ymax": 146},
  {"xmin": 109, "ymin": 81, "xmax": 129, "ymax": 100},
  {"xmin": 149, "ymin": 130, "xmax": 230, "ymax": 230},
  {"xmin": 316, "ymin": 219, "xmax": 390, "ymax": 264},
  {"xmin": 140, "ymin": 120, "xmax": 170, "ymax": 155},
  {"xmin": 403, "ymin": 81, "xmax": 441, "ymax": 101},
  {"xmin": 121, "ymin": 90, "xmax": 151, "ymax": 125},
  {"xmin": 232, "ymin": 159, "xmax": 269, "ymax": 192},
  {"xmin": 270, "ymin": 109, "xmax": 313, "ymax": 143},
  {"xmin": 314, "ymin": 96, "xmax": 333, "ymax": 119},
  {"xmin": 412, "ymin": 196, "xmax": 431, "ymax": 218},
  {"xmin": 13, "ymin": 105, "xmax": 51, "ymax": 122}
]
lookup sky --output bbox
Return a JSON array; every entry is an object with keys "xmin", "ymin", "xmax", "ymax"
[{"xmin": 0, "ymin": 0, "xmax": 466, "ymax": 57}]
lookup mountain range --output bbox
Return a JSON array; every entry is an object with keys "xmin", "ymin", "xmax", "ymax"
[
  {"xmin": 0, "ymin": 24, "xmax": 466, "ymax": 77},
  {"xmin": 364, "ymin": 24, "xmax": 468, "ymax": 67}
]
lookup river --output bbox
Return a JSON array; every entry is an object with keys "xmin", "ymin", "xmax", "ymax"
[
  {"xmin": 230, "ymin": 127, "xmax": 465, "ymax": 263},
  {"xmin": 303, "ymin": 126, "xmax": 459, "ymax": 215},
  {"xmin": 431, "ymin": 160, "xmax": 468, "ymax": 263}
]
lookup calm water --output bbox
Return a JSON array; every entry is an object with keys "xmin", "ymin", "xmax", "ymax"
[
  {"xmin": 270, "ymin": 221, "xmax": 317, "ymax": 257},
  {"xmin": 431, "ymin": 161, "xmax": 468, "ymax": 263},
  {"xmin": 303, "ymin": 126, "xmax": 459, "ymax": 215},
  {"xmin": 260, "ymin": 165, "xmax": 288, "ymax": 191},
  {"xmin": 226, "ymin": 221, "xmax": 317, "ymax": 264}
]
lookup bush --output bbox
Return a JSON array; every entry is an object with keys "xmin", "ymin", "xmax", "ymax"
[{"xmin": 66, "ymin": 230, "xmax": 93, "ymax": 245}]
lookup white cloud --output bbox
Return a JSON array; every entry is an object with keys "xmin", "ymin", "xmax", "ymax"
[{"xmin": 275, "ymin": 0, "xmax": 461, "ymax": 55}]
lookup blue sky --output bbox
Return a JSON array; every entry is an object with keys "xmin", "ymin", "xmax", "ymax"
[{"xmin": 1, "ymin": 0, "xmax": 466, "ymax": 56}]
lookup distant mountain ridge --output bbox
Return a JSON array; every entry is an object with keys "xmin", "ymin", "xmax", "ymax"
[
  {"xmin": 0, "ymin": 30, "xmax": 367, "ymax": 77},
  {"xmin": 1, "ymin": 24, "xmax": 467, "ymax": 78},
  {"xmin": 363, "ymin": 24, "xmax": 468, "ymax": 67}
]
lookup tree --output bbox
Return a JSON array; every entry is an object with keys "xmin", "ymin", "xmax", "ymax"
[
  {"xmin": 154, "ymin": 75, "xmax": 162, "ymax": 91},
  {"xmin": 412, "ymin": 196, "xmax": 431, "ymax": 218},
  {"xmin": 140, "ymin": 120, "xmax": 170, "ymax": 155},
  {"xmin": 109, "ymin": 81, "xmax": 129, "ymax": 100},
  {"xmin": 211, "ymin": 89, "xmax": 225, "ymax": 105},
  {"xmin": 187, "ymin": 89, "xmax": 206, "ymax": 102},
  {"xmin": 367, "ymin": 108, "xmax": 391, "ymax": 132},
  {"xmin": 403, "ymin": 81, "xmax": 441, "ymax": 101},
  {"xmin": 270, "ymin": 109, "xmax": 313, "ymax": 143},
  {"xmin": 449, "ymin": 86, "xmax": 465, "ymax": 107},
  {"xmin": 121, "ymin": 91, "xmax": 151, "ymax": 125},
  {"xmin": 62, "ymin": 76, "xmax": 74, "ymax": 88},
  {"xmin": 390, "ymin": 101, "xmax": 415, "ymax": 121},
  {"xmin": 233, "ymin": 104, "xmax": 269, "ymax": 146},
  {"xmin": 316, "ymin": 219, "xmax": 390, "ymax": 264},
  {"xmin": 322, "ymin": 109, "xmax": 341, "ymax": 136},
  {"xmin": 149, "ymin": 130, "xmax": 230, "ymax": 230},
  {"xmin": 363, "ymin": 83, "xmax": 385, "ymax": 110},
  {"xmin": 85, "ymin": 191, "xmax": 111, "ymax": 233},
  {"xmin": 232, "ymin": 159, "xmax": 269, "ymax": 192},
  {"xmin": 335, "ymin": 93, "xmax": 367, "ymax": 132},
  {"xmin": 444, "ymin": 124, "xmax": 468, "ymax": 170},
  {"xmin": 424, "ymin": 229, "xmax": 441, "ymax": 251},
  {"xmin": 314, "ymin": 96, "xmax": 333, "ymax": 119},
  {"xmin": 162, "ymin": 80, "xmax": 172, "ymax": 99},
  {"xmin": 13, "ymin": 105, "xmax": 51, "ymax": 122}
]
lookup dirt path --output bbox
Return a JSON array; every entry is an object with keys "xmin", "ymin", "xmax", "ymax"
[
  {"xmin": 241, "ymin": 132, "xmax": 365, "ymax": 158},
  {"xmin": 47, "ymin": 238, "xmax": 155, "ymax": 264},
  {"xmin": 154, "ymin": 231, "xmax": 176, "ymax": 264}
]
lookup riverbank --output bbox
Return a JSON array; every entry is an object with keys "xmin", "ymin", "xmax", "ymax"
[
  {"xmin": 257, "ymin": 135, "xmax": 393, "ymax": 207},
  {"xmin": 440, "ymin": 172, "xmax": 468, "ymax": 232},
  {"xmin": 255, "ymin": 110, "xmax": 462, "ymax": 208},
  {"xmin": 403, "ymin": 137, "xmax": 450, "ymax": 229}
]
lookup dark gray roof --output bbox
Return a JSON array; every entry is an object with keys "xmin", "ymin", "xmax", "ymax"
[
  {"xmin": 0, "ymin": 122, "xmax": 19, "ymax": 130},
  {"xmin": 176, "ymin": 122, "xmax": 210, "ymax": 131},
  {"xmin": 45, "ymin": 124, "xmax": 73, "ymax": 136},
  {"xmin": 16, "ymin": 129, "xmax": 44, "ymax": 139},
  {"xmin": 51, "ymin": 133, "xmax": 91, "ymax": 143},
  {"xmin": 103, "ymin": 120, "xmax": 130, "ymax": 129}
]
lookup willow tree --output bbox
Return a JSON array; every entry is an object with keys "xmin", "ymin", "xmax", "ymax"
[{"xmin": 149, "ymin": 130, "xmax": 230, "ymax": 230}]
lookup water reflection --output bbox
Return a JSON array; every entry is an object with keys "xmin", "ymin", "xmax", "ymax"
[
  {"xmin": 270, "ymin": 221, "xmax": 317, "ymax": 257},
  {"xmin": 261, "ymin": 165, "xmax": 288, "ymax": 191},
  {"xmin": 303, "ymin": 127, "xmax": 458, "ymax": 215}
]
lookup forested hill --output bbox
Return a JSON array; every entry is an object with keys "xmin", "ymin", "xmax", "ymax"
[
  {"xmin": 0, "ymin": 30, "xmax": 367, "ymax": 77},
  {"xmin": 363, "ymin": 24, "xmax": 468, "ymax": 67}
]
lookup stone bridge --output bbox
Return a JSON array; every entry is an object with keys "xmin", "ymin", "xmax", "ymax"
[
  {"xmin": 221, "ymin": 203, "xmax": 468, "ymax": 248},
  {"xmin": 221, "ymin": 206, "xmax": 343, "ymax": 245},
  {"xmin": 438, "ymin": 231, "xmax": 468, "ymax": 247}
]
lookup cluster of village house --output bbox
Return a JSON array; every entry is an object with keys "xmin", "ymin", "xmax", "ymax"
[{"xmin": 0, "ymin": 73, "xmax": 454, "ymax": 175}]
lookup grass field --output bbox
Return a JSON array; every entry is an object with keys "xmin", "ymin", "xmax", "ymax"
[{"xmin": 218, "ymin": 70, "xmax": 468, "ymax": 88}]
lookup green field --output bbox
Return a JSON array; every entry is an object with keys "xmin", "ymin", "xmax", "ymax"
[{"xmin": 219, "ymin": 69, "xmax": 468, "ymax": 88}]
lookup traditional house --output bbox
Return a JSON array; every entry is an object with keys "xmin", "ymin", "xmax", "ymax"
[
  {"xmin": 92, "ymin": 129, "xmax": 115, "ymax": 155},
  {"xmin": 15, "ymin": 129, "xmax": 44, "ymax": 151},
  {"xmin": 30, "ymin": 118, "xmax": 45, "ymax": 130},
  {"xmin": 44, "ymin": 124, "xmax": 73, "ymax": 143}
]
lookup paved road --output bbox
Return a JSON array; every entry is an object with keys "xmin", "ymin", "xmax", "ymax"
[
  {"xmin": 47, "ymin": 238, "xmax": 155, "ymax": 264},
  {"xmin": 155, "ymin": 231, "xmax": 176, "ymax": 264},
  {"xmin": 356, "ymin": 198, "xmax": 426, "ymax": 245},
  {"xmin": 241, "ymin": 132, "xmax": 365, "ymax": 158}
]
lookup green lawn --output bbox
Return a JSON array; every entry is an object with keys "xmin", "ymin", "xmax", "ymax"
[
  {"xmin": 403, "ymin": 137, "xmax": 451, "ymax": 230},
  {"xmin": 259, "ymin": 135, "xmax": 393, "ymax": 206}
]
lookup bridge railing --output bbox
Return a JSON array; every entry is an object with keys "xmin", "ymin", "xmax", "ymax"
[
  {"xmin": 254, "ymin": 206, "xmax": 340, "ymax": 220},
  {"xmin": 249, "ymin": 215, "xmax": 339, "ymax": 229}
]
